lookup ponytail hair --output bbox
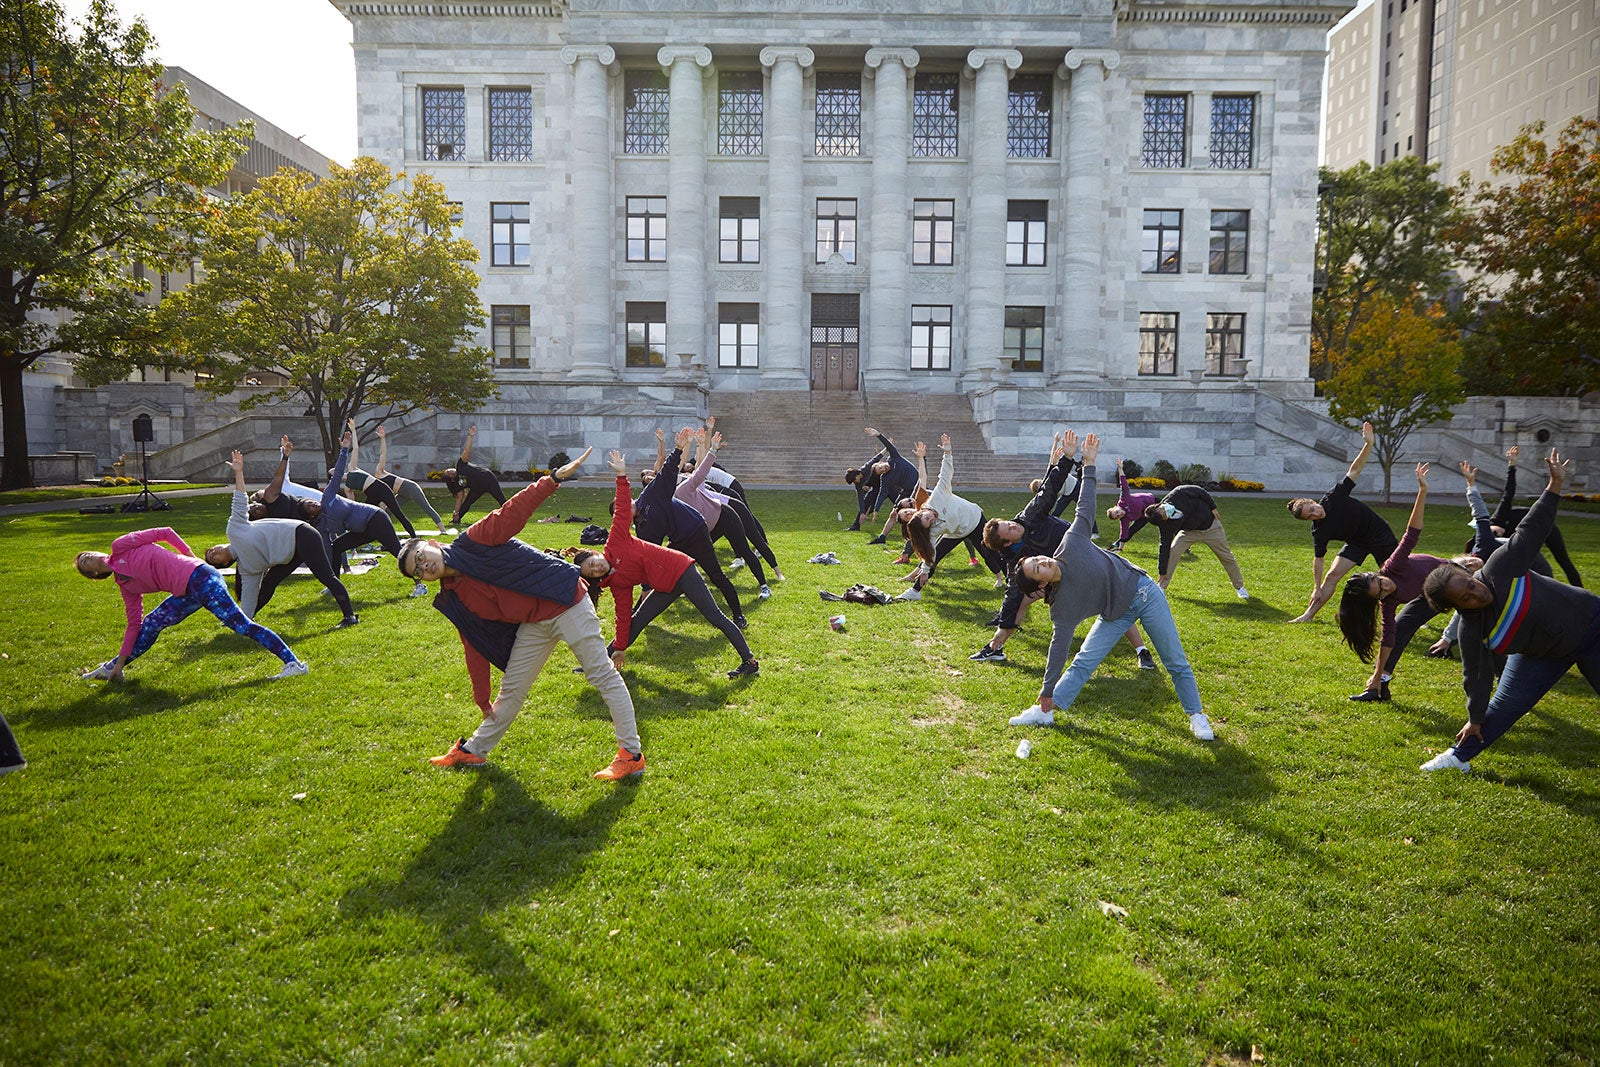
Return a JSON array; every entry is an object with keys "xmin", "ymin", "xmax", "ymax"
[
  {"xmin": 906, "ymin": 519, "xmax": 936, "ymax": 567},
  {"xmin": 1336, "ymin": 574, "xmax": 1381, "ymax": 661}
]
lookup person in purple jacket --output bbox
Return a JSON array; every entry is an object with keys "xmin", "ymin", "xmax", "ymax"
[
  {"xmin": 77, "ymin": 527, "xmax": 305, "ymax": 682},
  {"xmin": 1106, "ymin": 459, "xmax": 1159, "ymax": 551}
]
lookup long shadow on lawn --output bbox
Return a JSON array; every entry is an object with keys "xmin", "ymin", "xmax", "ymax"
[
  {"xmin": 19, "ymin": 673, "xmax": 283, "ymax": 731},
  {"xmin": 339, "ymin": 767, "xmax": 637, "ymax": 1011}
]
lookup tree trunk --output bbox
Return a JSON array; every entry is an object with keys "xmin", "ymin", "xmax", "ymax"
[{"xmin": 0, "ymin": 358, "xmax": 34, "ymax": 490}]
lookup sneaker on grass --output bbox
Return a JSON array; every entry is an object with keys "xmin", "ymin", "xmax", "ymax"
[
  {"xmin": 1188, "ymin": 712, "xmax": 1215, "ymax": 741},
  {"xmin": 758, "ymin": 584, "xmax": 772, "ymax": 600},
  {"xmin": 1137, "ymin": 648, "xmax": 1157, "ymax": 671},
  {"xmin": 894, "ymin": 588, "xmax": 921, "ymax": 602},
  {"xmin": 334, "ymin": 614, "xmax": 361, "ymax": 630},
  {"xmin": 594, "ymin": 747, "xmax": 645, "ymax": 780},
  {"xmin": 969, "ymin": 645, "xmax": 1007, "ymax": 663},
  {"xmin": 1009, "ymin": 704, "xmax": 1054, "ymax": 727},
  {"xmin": 1420, "ymin": 749, "xmax": 1471, "ymax": 773},
  {"xmin": 1236, "ymin": 586, "xmax": 1251, "ymax": 600},
  {"xmin": 82, "ymin": 660, "xmax": 117, "ymax": 681},
  {"xmin": 727, "ymin": 658, "xmax": 760, "ymax": 679},
  {"xmin": 273, "ymin": 660, "xmax": 310, "ymax": 680},
  {"xmin": 430, "ymin": 739, "xmax": 486, "ymax": 768}
]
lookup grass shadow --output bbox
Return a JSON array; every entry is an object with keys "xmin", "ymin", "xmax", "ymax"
[
  {"xmin": 338, "ymin": 767, "xmax": 637, "ymax": 1007},
  {"xmin": 17, "ymin": 672, "xmax": 285, "ymax": 731}
]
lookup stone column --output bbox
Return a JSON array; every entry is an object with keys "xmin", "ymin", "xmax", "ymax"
[
  {"xmin": 1057, "ymin": 48, "xmax": 1119, "ymax": 381},
  {"xmin": 759, "ymin": 46, "xmax": 815, "ymax": 387},
  {"xmin": 964, "ymin": 48, "xmax": 1022, "ymax": 383},
  {"xmin": 560, "ymin": 45, "xmax": 617, "ymax": 377},
  {"xmin": 864, "ymin": 47, "xmax": 918, "ymax": 386},
  {"xmin": 658, "ymin": 45, "xmax": 713, "ymax": 374}
]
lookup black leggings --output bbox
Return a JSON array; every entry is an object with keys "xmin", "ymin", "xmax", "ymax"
[
  {"xmin": 330, "ymin": 513, "xmax": 404, "ymax": 561},
  {"xmin": 453, "ymin": 481, "xmax": 506, "ymax": 523},
  {"xmin": 711, "ymin": 507, "xmax": 768, "ymax": 586},
  {"xmin": 1380, "ymin": 596, "xmax": 1444, "ymax": 680},
  {"xmin": 723, "ymin": 497, "xmax": 777, "ymax": 571},
  {"xmin": 617, "ymin": 567, "xmax": 754, "ymax": 663},
  {"xmin": 668, "ymin": 526, "xmax": 743, "ymax": 621},
  {"xmin": 257, "ymin": 524, "xmax": 353, "ymax": 616},
  {"xmin": 361, "ymin": 480, "xmax": 415, "ymax": 537}
]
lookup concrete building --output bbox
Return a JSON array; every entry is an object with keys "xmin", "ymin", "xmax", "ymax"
[{"xmin": 1324, "ymin": 0, "xmax": 1600, "ymax": 180}]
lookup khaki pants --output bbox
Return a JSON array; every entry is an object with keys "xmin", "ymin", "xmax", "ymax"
[
  {"xmin": 1165, "ymin": 522, "xmax": 1245, "ymax": 590},
  {"xmin": 466, "ymin": 597, "xmax": 640, "ymax": 757}
]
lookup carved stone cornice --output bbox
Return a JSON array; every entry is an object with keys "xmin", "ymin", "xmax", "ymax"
[
  {"xmin": 1119, "ymin": 3, "xmax": 1350, "ymax": 25},
  {"xmin": 337, "ymin": 2, "xmax": 563, "ymax": 15},
  {"xmin": 759, "ymin": 46, "xmax": 816, "ymax": 71},
  {"xmin": 657, "ymin": 45, "xmax": 713, "ymax": 70},
  {"xmin": 1060, "ymin": 48, "xmax": 1121, "ymax": 77},
  {"xmin": 863, "ymin": 47, "xmax": 919, "ymax": 78},
  {"xmin": 560, "ymin": 44, "xmax": 615, "ymax": 68}
]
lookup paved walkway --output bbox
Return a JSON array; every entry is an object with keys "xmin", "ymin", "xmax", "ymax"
[{"xmin": 0, "ymin": 485, "xmax": 236, "ymax": 519}]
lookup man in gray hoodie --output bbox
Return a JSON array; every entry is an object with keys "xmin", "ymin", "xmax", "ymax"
[{"xmin": 1008, "ymin": 430, "xmax": 1215, "ymax": 742}]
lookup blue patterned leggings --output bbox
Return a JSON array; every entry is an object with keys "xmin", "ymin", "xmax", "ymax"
[{"xmin": 126, "ymin": 565, "xmax": 295, "ymax": 665}]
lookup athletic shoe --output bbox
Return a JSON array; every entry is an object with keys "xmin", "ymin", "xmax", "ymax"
[
  {"xmin": 273, "ymin": 660, "xmax": 310, "ymax": 680},
  {"xmin": 1009, "ymin": 704, "xmax": 1054, "ymax": 727},
  {"xmin": 1137, "ymin": 648, "xmax": 1157, "ymax": 671},
  {"xmin": 1349, "ymin": 685, "xmax": 1390, "ymax": 703},
  {"xmin": 1420, "ymin": 749, "xmax": 1471, "ymax": 773},
  {"xmin": 727, "ymin": 658, "xmax": 760, "ymax": 679},
  {"xmin": 894, "ymin": 588, "xmax": 921, "ymax": 602},
  {"xmin": 732, "ymin": 614, "xmax": 749, "ymax": 630},
  {"xmin": 968, "ymin": 557, "xmax": 980, "ymax": 566},
  {"xmin": 1108, "ymin": 540, "xmax": 1123, "ymax": 552},
  {"xmin": 1235, "ymin": 586, "xmax": 1251, "ymax": 600},
  {"xmin": 445, "ymin": 527, "xmax": 459, "ymax": 536},
  {"xmin": 845, "ymin": 522, "xmax": 861, "ymax": 532},
  {"xmin": 969, "ymin": 645, "xmax": 1007, "ymax": 662},
  {"xmin": 430, "ymin": 738, "xmax": 486, "ymax": 768},
  {"xmin": 335, "ymin": 614, "xmax": 360, "ymax": 629},
  {"xmin": 1188, "ymin": 713, "xmax": 1216, "ymax": 741},
  {"xmin": 593, "ymin": 747, "xmax": 645, "ymax": 780},
  {"xmin": 410, "ymin": 581, "xmax": 430, "ymax": 598},
  {"xmin": 82, "ymin": 660, "xmax": 117, "ymax": 680},
  {"xmin": 729, "ymin": 558, "xmax": 746, "ymax": 570},
  {"xmin": 867, "ymin": 534, "xmax": 887, "ymax": 545},
  {"xmin": 758, "ymin": 584, "xmax": 772, "ymax": 600}
]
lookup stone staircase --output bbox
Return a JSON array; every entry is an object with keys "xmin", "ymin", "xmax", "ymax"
[{"xmin": 704, "ymin": 391, "xmax": 1045, "ymax": 488}]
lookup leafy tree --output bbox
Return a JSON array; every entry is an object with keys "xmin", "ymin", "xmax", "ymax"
[
  {"xmin": 1447, "ymin": 118, "xmax": 1600, "ymax": 397},
  {"xmin": 1312, "ymin": 157, "xmax": 1460, "ymax": 383},
  {"xmin": 0, "ymin": 0, "xmax": 247, "ymax": 488},
  {"xmin": 1323, "ymin": 294, "xmax": 1465, "ymax": 502},
  {"xmin": 122, "ymin": 157, "xmax": 497, "ymax": 466}
]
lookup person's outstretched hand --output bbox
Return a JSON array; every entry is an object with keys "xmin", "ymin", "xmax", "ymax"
[
  {"xmin": 1458, "ymin": 460, "xmax": 1476, "ymax": 487},
  {"xmin": 1361, "ymin": 421, "xmax": 1375, "ymax": 445},
  {"xmin": 914, "ymin": 441, "xmax": 926, "ymax": 458},
  {"xmin": 555, "ymin": 447, "xmax": 593, "ymax": 481},
  {"xmin": 1082, "ymin": 433, "xmax": 1101, "ymax": 465},
  {"xmin": 376, "ymin": 425, "xmax": 386, "ymax": 439},
  {"xmin": 1060, "ymin": 429, "xmax": 1079, "ymax": 458},
  {"xmin": 1415, "ymin": 462, "xmax": 1429, "ymax": 489},
  {"xmin": 939, "ymin": 433, "xmax": 951, "ymax": 451},
  {"xmin": 864, "ymin": 426, "xmax": 879, "ymax": 438},
  {"xmin": 1546, "ymin": 448, "xmax": 1568, "ymax": 494},
  {"xmin": 607, "ymin": 450, "xmax": 627, "ymax": 475}
]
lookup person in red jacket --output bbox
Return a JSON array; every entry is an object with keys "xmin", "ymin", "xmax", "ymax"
[
  {"xmin": 399, "ymin": 448, "xmax": 646, "ymax": 781},
  {"xmin": 573, "ymin": 450, "xmax": 760, "ymax": 679}
]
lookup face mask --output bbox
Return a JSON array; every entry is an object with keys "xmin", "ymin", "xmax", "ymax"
[{"xmin": 1162, "ymin": 503, "xmax": 1183, "ymax": 520}]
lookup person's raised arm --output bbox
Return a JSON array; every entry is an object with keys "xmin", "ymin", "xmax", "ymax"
[
  {"xmin": 865, "ymin": 426, "xmax": 902, "ymax": 463},
  {"xmin": 606, "ymin": 450, "xmax": 633, "ymax": 538},
  {"xmin": 1066, "ymin": 431, "xmax": 1097, "ymax": 536},
  {"xmin": 231, "ymin": 449, "xmax": 247, "ymax": 495},
  {"xmin": 1346, "ymin": 422, "xmax": 1375, "ymax": 484},
  {"xmin": 913, "ymin": 440, "xmax": 928, "ymax": 491},
  {"xmin": 551, "ymin": 445, "xmax": 592, "ymax": 484},
  {"xmin": 345, "ymin": 419, "xmax": 359, "ymax": 483},
  {"xmin": 460, "ymin": 424, "xmax": 476, "ymax": 464},
  {"xmin": 682, "ymin": 433, "xmax": 721, "ymax": 494},
  {"xmin": 374, "ymin": 425, "xmax": 389, "ymax": 478},
  {"xmin": 932, "ymin": 433, "xmax": 954, "ymax": 496},
  {"xmin": 322, "ymin": 429, "xmax": 352, "ymax": 508},
  {"xmin": 263, "ymin": 437, "xmax": 291, "ymax": 503},
  {"xmin": 1406, "ymin": 462, "xmax": 1429, "ymax": 532},
  {"xmin": 653, "ymin": 428, "xmax": 667, "ymax": 475},
  {"xmin": 1491, "ymin": 444, "xmax": 1519, "ymax": 529}
]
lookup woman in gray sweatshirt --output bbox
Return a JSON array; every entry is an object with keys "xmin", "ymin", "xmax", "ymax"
[{"xmin": 1007, "ymin": 431, "xmax": 1214, "ymax": 742}]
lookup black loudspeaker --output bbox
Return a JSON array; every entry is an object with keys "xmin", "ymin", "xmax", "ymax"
[{"xmin": 132, "ymin": 414, "xmax": 154, "ymax": 444}]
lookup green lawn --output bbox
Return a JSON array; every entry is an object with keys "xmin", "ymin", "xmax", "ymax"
[
  {"xmin": 2, "ymin": 486, "xmax": 1597, "ymax": 1065},
  {"xmin": 0, "ymin": 483, "xmax": 224, "ymax": 505}
]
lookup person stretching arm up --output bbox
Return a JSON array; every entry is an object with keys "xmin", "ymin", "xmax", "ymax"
[{"xmin": 1287, "ymin": 421, "xmax": 1390, "ymax": 623}]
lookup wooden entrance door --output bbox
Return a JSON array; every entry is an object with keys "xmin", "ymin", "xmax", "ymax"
[{"xmin": 810, "ymin": 293, "xmax": 860, "ymax": 391}]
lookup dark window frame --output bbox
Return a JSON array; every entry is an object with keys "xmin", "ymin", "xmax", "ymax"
[
  {"xmin": 718, "ymin": 70, "xmax": 765, "ymax": 156},
  {"xmin": 1138, "ymin": 312, "xmax": 1179, "ymax": 376},
  {"xmin": 718, "ymin": 302, "xmax": 761, "ymax": 368},
  {"xmin": 912, "ymin": 72, "xmax": 960, "ymax": 157},
  {"xmin": 490, "ymin": 202, "xmax": 530, "ymax": 267},
  {"xmin": 814, "ymin": 72, "xmax": 862, "ymax": 157},
  {"xmin": 1004, "ymin": 305, "xmax": 1045, "ymax": 371},
  {"xmin": 1141, "ymin": 92, "xmax": 1188, "ymax": 168},
  {"xmin": 1006, "ymin": 200, "xmax": 1048, "ymax": 267},
  {"xmin": 626, "ymin": 196, "xmax": 668, "ymax": 263},
  {"xmin": 487, "ymin": 86, "xmax": 533, "ymax": 162},
  {"xmin": 491, "ymin": 304, "xmax": 531, "ymax": 368},
  {"xmin": 1208, "ymin": 210, "xmax": 1249, "ymax": 275},
  {"xmin": 910, "ymin": 305, "xmax": 953, "ymax": 371},
  {"xmin": 1209, "ymin": 94, "xmax": 1255, "ymax": 169},
  {"xmin": 625, "ymin": 301, "xmax": 668, "ymax": 368},
  {"xmin": 421, "ymin": 86, "xmax": 467, "ymax": 162},
  {"xmin": 1205, "ymin": 312, "xmax": 1246, "ymax": 375},
  {"xmin": 623, "ymin": 70, "xmax": 670, "ymax": 155},
  {"xmin": 816, "ymin": 198, "xmax": 858, "ymax": 264},
  {"xmin": 1006, "ymin": 75, "xmax": 1053, "ymax": 158},
  {"xmin": 1141, "ymin": 208, "xmax": 1183, "ymax": 274},
  {"xmin": 912, "ymin": 199, "xmax": 955, "ymax": 266}
]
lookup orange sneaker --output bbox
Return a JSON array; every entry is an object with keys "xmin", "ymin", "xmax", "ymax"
[
  {"xmin": 429, "ymin": 738, "xmax": 486, "ymax": 768},
  {"xmin": 593, "ymin": 747, "xmax": 645, "ymax": 780}
]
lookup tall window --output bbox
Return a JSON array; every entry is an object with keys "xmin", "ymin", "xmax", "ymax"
[
  {"xmin": 912, "ymin": 200, "xmax": 954, "ymax": 265},
  {"xmin": 1006, "ymin": 201, "xmax": 1047, "ymax": 267},
  {"xmin": 816, "ymin": 198, "xmax": 857, "ymax": 263},
  {"xmin": 1205, "ymin": 313, "xmax": 1245, "ymax": 374},
  {"xmin": 626, "ymin": 197, "xmax": 667, "ymax": 263},
  {"xmin": 1138, "ymin": 312, "xmax": 1178, "ymax": 375},
  {"xmin": 719, "ymin": 197, "xmax": 760, "ymax": 264},
  {"xmin": 490, "ymin": 203, "xmax": 530, "ymax": 267},
  {"xmin": 814, "ymin": 72, "xmax": 862, "ymax": 157},
  {"xmin": 718, "ymin": 71, "xmax": 764, "ymax": 155},
  {"xmin": 624, "ymin": 71, "xmax": 669, "ymax": 154},
  {"xmin": 487, "ymin": 87, "xmax": 533, "ymax": 162},
  {"xmin": 1007, "ymin": 75, "xmax": 1052, "ymax": 158},
  {"xmin": 1141, "ymin": 209, "xmax": 1182, "ymax": 273},
  {"xmin": 491, "ymin": 305, "xmax": 530, "ymax": 368},
  {"xmin": 910, "ymin": 306, "xmax": 952, "ymax": 370},
  {"xmin": 626, "ymin": 302, "xmax": 667, "ymax": 368},
  {"xmin": 913, "ymin": 72, "xmax": 959, "ymax": 157},
  {"xmin": 718, "ymin": 303, "xmax": 760, "ymax": 367},
  {"xmin": 1004, "ymin": 306, "xmax": 1044, "ymax": 371},
  {"xmin": 1210, "ymin": 94, "xmax": 1255, "ymax": 169},
  {"xmin": 1141, "ymin": 93, "xmax": 1187, "ymax": 168},
  {"xmin": 421, "ymin": 87, "xmax": 466, "ymax": 161},
  {"xmin": 1209, "ymin": 210, "xmax": 1249, "ymax": 274}
]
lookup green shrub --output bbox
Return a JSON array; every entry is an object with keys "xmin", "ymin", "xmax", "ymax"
[
  {"xmin": 1177, "ymin": 462, "xmax": 1213, "ymax": 485},
  {"xmin": 1149, "ymin": 459, "xmax": 1178, "ymax": 482}
]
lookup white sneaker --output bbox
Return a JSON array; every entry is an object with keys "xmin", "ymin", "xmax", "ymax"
[
  {"xmin": 273, "ymin": 659, "xmax": 310, "ymax": 680},
  {"xmin": 1236, "ymin": 586, "xmax": 1250, "ymax": 600},
  {"xmin": 1420, "ymin": 749, "xmax": 1471, "ymax": 773},
  {"xmin": 894, "ymin": 587, "xmax": 921, "ymax": 602},
  {"xmin": 1009, "ymin": 704, "xmax": 1055, "ymax": 727},
  {"xmin": 758, "ymin": 584, "xmax": 772, "ymax": 600},
  {"xmin": 82, "ymin": 660, "xmax": 117, "ymax": 680},
  {"xmin": 1188, "ymin": 713, "xmax": 1216, "ymax": 741},
  {"xmin": 729, "ymin": 558, "xmax": 746, "ymax": 570},
  {"xmin": 410, "ymin": 581, "xmax": 430, "ymax": 598}
]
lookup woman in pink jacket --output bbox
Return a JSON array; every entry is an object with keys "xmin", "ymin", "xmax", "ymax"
[{"xmin": 76, "ymin": 527, "xmax": 305, "ymax": 682}]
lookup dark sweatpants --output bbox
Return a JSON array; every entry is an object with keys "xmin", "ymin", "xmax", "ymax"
[
  {"xmin": 668, "ymin": 526, "xmax": 743, "ymax": 621},
  {"xmin": 361, "ymin": 479, "xmax": 415, "ymax": 537},
  {"xmin": 613, "ymin": 567, "xmax": 754, "ymax": 663},
  {"xmin": 329, "ymin": 512, "xmax": 404, "ymax": 560},
  {"xmin": 711, "ymin": 506, "xmax": 768, "ymax": 586},
  {"xmin": 256, "ymin": 523, "xmax": 355, "ymax": 617}
]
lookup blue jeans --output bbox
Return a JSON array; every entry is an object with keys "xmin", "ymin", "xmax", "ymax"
[
  {"xmin": 1051, "ymin": 575, "xmax": 1203, "ymax": 716},
  {"xmin": 1452, "ymin": 628, "xmax": 1600, "ymax": 761}
]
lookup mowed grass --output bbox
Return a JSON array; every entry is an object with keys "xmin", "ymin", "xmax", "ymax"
[{"xmin": 1, "ymin": 485, "xmax": 1597, "ymax": 1065}]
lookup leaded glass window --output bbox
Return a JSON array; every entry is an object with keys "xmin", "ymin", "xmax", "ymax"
[
  {"xmin": 1138, "ymin": 313, "xmax": 1178, "ymax": 375},
  {"xmin": 626, "ymin": 197, "xmax": 667, "ymax": 263},
  {"xmin": 1141, "ymin": 93, "xmax": 1187, "ymax": 168},
  {"xmin": 488, "ymin": 87, "xmax": 533, "ymax": 162},
  {"xmin": 624, "ymin": 71, "xmax": 669, "ymax": 155},
  {"xmin": 1005, "ymin": 306, "xmax": 1044, "ymax": 371},
  {"xmin": 816, "ymin": 198, "xmax": 857, "ymax": 263},
  {"xmin": 1141, "ymin": 209, "xmax": 1182, "ymax": 274},
  {"xmin": 913, "ymin": 72, "xmax": 959, "ymax": 157},
  {"xmin": 422, "ymin": 87, "xmax": 466, "ymax": 161},
  {"xmin": 1209, "ymin": 210, "xmax": 1249, "ymax": 274},
  {"xmin": 626, "ymin": 302, "xmax": 667, "ymax": 368},
  {"xmin": 912, "ymin": 200, "xmax": 954, "ymax": 266},
  {"xmin": 1210, "ymin": 94, "xmax": 1255, "ymax": 169},
  {"xmin": 1007, "ymin": 75, "xmax": 1052, "ymax": 158},
  {"xmin": 491, "ymin": 202, "xmax": 530, "ymax": 267},
  {"xmin": 1205, "ymin": 313, "xmax": 1245, "ymax": 374},
  {"xmin": 718, "ymin": 303, "xmax": 760, "ymax": 367},
  {"xmin": 814, "ymin": 72, "xmax": 861, "ymax": 157},
  {"xmin": 718, "ymin": 71, "xmax": 764, "ymax": 156},
  {"xmin": 1006, "ymin": 201, "xmax": 1047, "ymax": 267},
  {"xmin": 491, "ymin": 305, "xmax": 531, "ymax": 368},
  {"xmin": 910, "ymin": 306, "xmax": 952, "ymax": 370},
  {"xmin": 719, "ymin": 197, "xmax": 760, "ymax": 264}
]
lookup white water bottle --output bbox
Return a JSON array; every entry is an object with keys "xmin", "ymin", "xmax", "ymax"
[{"xmin": 1015, "ymin": 739, "xmax": 1031, "ymax": 759}]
